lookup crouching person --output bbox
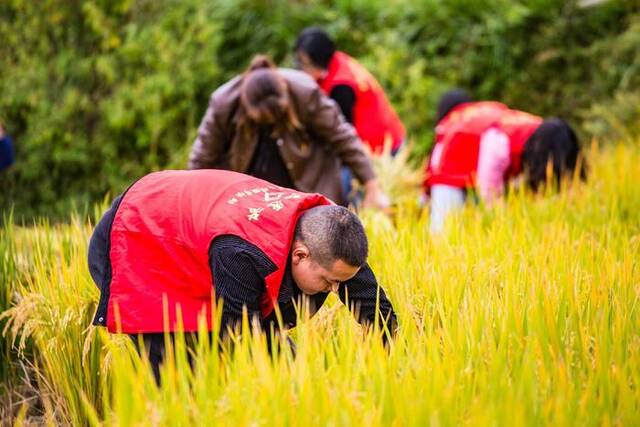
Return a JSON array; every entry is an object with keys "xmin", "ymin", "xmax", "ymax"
[
  {"xmin": 425, "ymin": 89, "xmax": 586, "ymax": 233},
  {"xmin": 88, "ymin": 169, "xmax": 396, "ymax": 383}
]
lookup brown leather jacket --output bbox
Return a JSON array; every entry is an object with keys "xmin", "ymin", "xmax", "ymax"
[{"xmin": 188, "ymin": 69, "xmax": 376, "ymax": 205}]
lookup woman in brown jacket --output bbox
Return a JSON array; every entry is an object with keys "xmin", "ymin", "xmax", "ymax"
[{"xmin": 188, "ymin": 55, "xmax": 389, "ymax": 209}]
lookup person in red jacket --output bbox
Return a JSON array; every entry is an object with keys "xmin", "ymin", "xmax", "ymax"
[
  {"xmin": 425, "ymin": 89, "xmax": 584, "ymax": 233},
  {"xmin": 88, "ymin": 169, "xmax": 396, "ymax": 382},
  {"xmin": 294, "ymin": 27, "xmax": 406, "ymax": 202}
]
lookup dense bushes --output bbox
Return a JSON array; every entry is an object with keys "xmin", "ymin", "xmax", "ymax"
[
  {"xmin": 0, "ymin": 0, "xmax": 222, "ymax": 217},
  {"xmin": 0, "ymin": 0, "xmax": 638, "ymax": 218}
]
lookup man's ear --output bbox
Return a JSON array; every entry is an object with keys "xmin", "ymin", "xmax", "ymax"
[{"xmin": 291, "ymin": 241, "xmax": 310, "ymax": 265}]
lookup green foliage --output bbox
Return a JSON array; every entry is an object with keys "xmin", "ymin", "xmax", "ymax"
[
  {"xmin": 0, "ymin": 0, "xmax": 638, "ymax": 218},
  {"xmin": 581, "ymin": 13, "xmax": 640, "ymax": 142},
  {"xmin": 0, "ymin": 0, "xmax": 222, "ymax": 218}
]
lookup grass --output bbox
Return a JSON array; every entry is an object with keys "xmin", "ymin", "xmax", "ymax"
[{"xmin": 1, "ymin": 141, "xmax": 639, "ymax": 425}]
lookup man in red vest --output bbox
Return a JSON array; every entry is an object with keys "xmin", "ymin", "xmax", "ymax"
[
  {"xmin": 294, "ymin": 27, "xmax": 406, "ymax": 202},
  {"xmin": 294, "ymin": 28, "xmax": 405, "ymax": 155},
  {"xmin": 88, "ymin": 169, "xmax": 396, "ymax": 381},
  {"xmin": 424, "ymin": 89, "xmax": 584, "ymax": 233}
]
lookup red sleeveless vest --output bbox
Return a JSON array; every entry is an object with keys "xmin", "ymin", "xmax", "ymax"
[
  {"xmin": 106, "ymin": 169, "xmax": 332, "ymax": 333},
  {"xmin": 320, "ymin": 51, "xmax": 405, "ymax": 154},
  {"xmin": 425, "ymin": 101, "xmax": 542, "ymax": 189}
]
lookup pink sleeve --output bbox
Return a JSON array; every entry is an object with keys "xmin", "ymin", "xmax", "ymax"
[{"xmin": 476, "ymin": 127, "xmax": 510, "ymax": 203}]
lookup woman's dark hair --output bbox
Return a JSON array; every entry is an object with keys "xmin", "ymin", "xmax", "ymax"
[
  {"xmin": 521, "ymin": 118, "xmax": 586, "ymax": 191},
  {"xmin": 239, "ymin": 54, "xmax": 300, "ymax": 134},
  {"xmin": 436, "ymin": 89, "xmax": 472, "ymax": 123},
  {"xmin": 294, "ymin": 27, "xmax": 336, "ymax": 70}
]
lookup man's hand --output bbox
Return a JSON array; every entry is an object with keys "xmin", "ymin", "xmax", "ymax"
[
  {"xmin": 0, "ymin": 124, "xmax": 5, "ymax": 138},
  {"xmin": 361, "ymin": 179, "xmax": 391, "ymax": 212}
]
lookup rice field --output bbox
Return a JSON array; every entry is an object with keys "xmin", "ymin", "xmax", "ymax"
[{"xmin": 1, "ymin": 142, "xmax": 639, "ymax": 426}]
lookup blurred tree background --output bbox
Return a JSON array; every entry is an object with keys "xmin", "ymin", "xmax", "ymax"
[{"xmin": 0, "ymin": 0, "xmax": 638, "ymax": 219}]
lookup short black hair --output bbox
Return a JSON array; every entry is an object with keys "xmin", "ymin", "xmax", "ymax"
[
  {"xmin": 294, "ymin": 205, "xmax": 368, "ymax": 269},
  {"xmin": 294, "ymin": 27, "xmax": 336, "ymax": 70},
  {"xmin": 521, "ymin": 118, "xmax": 585, "ymax": 190},
  {"xmin": 436, "ymin": 89, "xmax": 472, "ymax": 123}
]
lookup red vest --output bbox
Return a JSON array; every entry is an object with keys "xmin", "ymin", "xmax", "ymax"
[
  {"xmin": 425, "ymin": 101, "xmax": 542, "ymax": 189},
  {"xmin": 106, "ymin": 169, "xmax": 332, "ymax": 333},
  {"xmin": 320, "ymin": 51, "xmax": 405, "ymax": 154}
]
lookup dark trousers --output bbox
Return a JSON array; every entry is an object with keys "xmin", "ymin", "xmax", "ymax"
[
  {"xmin": 130, "ymin": 330, "xmax": 295, "ymax": 385},
  {"xmin": 129, "ymin": 334, "xmax": 166, "ymax": 384}
]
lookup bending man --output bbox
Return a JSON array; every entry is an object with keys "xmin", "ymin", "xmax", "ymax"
[{"xmin": 88, "ymin": 169, "xmax": 396, "ymax": 381}]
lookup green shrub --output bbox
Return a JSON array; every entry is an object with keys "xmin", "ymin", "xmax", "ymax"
[
  {"xmin": 0, "ymin": 0, "xmax": 222, "ymax": 218},
  {"xmin": 0, "ymin": 0, "xmax": 638, "ymax": 218}
]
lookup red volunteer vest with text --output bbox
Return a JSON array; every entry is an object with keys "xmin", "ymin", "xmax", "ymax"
[
  {"xmin": 106, "ymin": 169, "xmax": 332, "ymax": 333},
  {"xmin": 425, "ymin": 101, "xmax": 543, "ymax": 190},
  {"xmin": 320, "ymin": 51, "xmax": 405, "ymax": 154}
]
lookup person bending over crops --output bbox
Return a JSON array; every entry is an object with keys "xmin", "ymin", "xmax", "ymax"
[
  {"xmin": 294, "ymin": 27, "xmax": 406, "ymax": 203},
  {"xmin": 424, "ymin": 89, "xmax": 585, "ymax": 233},
  {"xmin": 294, "ymin": 27, "xmax": 405, "ymax": 156},
  {"xmin": 88, "ymin": 169, "xmax": 396, "ymax": 382},
  {"xmin": 188, "ymin": 54, "xmax": 390, "ymax": 211}
]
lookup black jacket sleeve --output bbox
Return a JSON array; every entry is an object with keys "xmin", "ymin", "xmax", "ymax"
[
  {"xmin": 89, "ymin": 194, "xmax": 124, "ymax": 326},
  {"xmin": 88, "ymin": 195, "xmax": 123, "ymax": 290},
  {"xmin": 338, "ymin": 263, "xmax": 397, "ymax": 338},
  {"xmin": 208, "ymin": 236, "xmax": 276, "ymax": 334},
  {"xmin": 329, "ymin": 85, "xmax": 356, "ymax": 124}
]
